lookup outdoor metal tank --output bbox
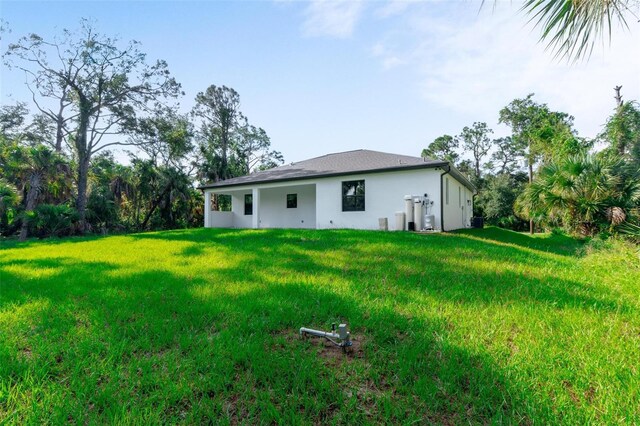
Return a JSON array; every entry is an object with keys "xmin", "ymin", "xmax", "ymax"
[
  {"xmin": 413, "ymin": 198, "xmax": 423, "ymax": 231},
  {"xmin": 395, "ymin": 211, "xmax": 405, "ymax": 231},
  {"xmin": 404, "ymin": 195, "xmax": 414, "ymax": 230}
]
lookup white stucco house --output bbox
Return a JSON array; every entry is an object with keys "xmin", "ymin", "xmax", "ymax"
[{"xmin": 199, "ymin": 149, "xmax": 476, "ymax": 231}]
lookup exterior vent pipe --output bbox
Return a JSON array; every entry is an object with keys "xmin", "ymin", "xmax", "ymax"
[{"xmin": 440, "ymin": 164, "xmax": 451, "ymax": 232}]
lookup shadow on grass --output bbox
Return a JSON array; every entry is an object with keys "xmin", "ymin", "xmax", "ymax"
[
  {"xmin": 0, "ymin": 227, "xmax": 626, "ymax": 423},
  {"xmin": 1, "ymin": 255, "xmax": 540, "ymax": 424},
  {"xmin": 127, "ymin": 226, "xmax": 624, "ymax": 313},
  {"xmin": 454, "ymin": 227, "xmax": 584, "ymax": 256}
]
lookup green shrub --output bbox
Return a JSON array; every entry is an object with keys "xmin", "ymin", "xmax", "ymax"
[{"xmin": 30, "ymin": 204, "xmax": 78, "ymax": 238}]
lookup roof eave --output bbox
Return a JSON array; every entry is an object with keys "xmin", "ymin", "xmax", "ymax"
[{"xmin": 197, "ymin": 161, "xmax": 451, "ymax": 191}]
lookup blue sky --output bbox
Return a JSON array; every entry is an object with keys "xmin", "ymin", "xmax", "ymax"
[{"xmin": 1, "ymin": 1, "xmax": 638, "ymax": 163}]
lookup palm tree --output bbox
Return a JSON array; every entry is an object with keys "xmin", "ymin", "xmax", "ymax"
[
  {"xmin": 0, "ymin": 179, "xmax": 19, "ymax": 235},
  {"xmin": 515, "ymin": 153, "xmax": 640, "ymax": 236},
  {"xmin": 521, "ymin": 0, "xmax": 638, "ymax": 61},
  {"xmin": 2, "ymin": 144, "xmax": 68, "ymax": 241}
]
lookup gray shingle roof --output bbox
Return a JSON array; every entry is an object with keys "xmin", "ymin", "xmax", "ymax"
[{"xmin": 199, "ymin": 149, "xmax": 475, "ymax": 191}]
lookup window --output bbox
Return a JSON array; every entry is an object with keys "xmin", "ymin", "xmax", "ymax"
[
  {"xmin": 342, "ymin": 180, "xmax": 365, "ymax": 211},
  {"xmin": 286, "ymin": 193, "xmax": 297, "ymax": 208},
  {"xmin": 244, "ymin": 194, "xmax": 253, "ymax": 215},
  {"xmin": 459, "ymin": 186, "xmax": 461, "ymax": 207},
  {"xmin": 445, "ymin": 178, "xmax": 449, "ymax": 205}
]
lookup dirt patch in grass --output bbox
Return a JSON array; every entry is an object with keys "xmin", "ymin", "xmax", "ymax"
[
  {"xmin": 19, "ymin": 347, "xmax": 32, "ymax": 360},
  {"xmin": 562, "ymin": 380, "xmax": 580, "ymax": 405},
  {"xmin": 305, "ymin": 335, "xmax": 365, "ymax": 364}
]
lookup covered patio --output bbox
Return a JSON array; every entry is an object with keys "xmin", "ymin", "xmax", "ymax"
[{"xmin": 204, "ymin": 183, "xmax": 317, "ymax": 229}]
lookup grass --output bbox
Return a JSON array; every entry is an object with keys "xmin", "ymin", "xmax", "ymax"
[{"xmin": 0, "ymin": 227, "xmax": 639, "ymax": 424}]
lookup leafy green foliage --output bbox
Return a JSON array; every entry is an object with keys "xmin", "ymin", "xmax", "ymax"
[
  {"xmin": 29, "ymin": 203, "xmax": 78, "ymax": 238},
  {"xmin": 499, "ymin": 94, "xmax": 584, "ymax": 166},
  {"xmin": 459, "ymin": 122, "xmax": 493, "ymax": 179},
  {"xmin": 421, "ymin": 134, "xmax": 459, "ymax": 163},
  {"xmin": 192, "ymin": 85, "xmax": 282, "ymax": 184},
  {"xmin": 490, "ymin": 136, "xmax": 525, "ymax": 174},
  {"xmin": 521, "ymin": 0, "xmax": 634, "ymax": 61},
  {"xmin": 0, "ymin": 178, "xmax": 19, "ymax": 235},
  {"xmin": 475, "ymin": 173, "xmax": 529, "ymax": 230},
  {"xmin": 515, "ymin": 153, "xmax": 639, "ymax": 235},
  {"xmin": 5, "ymin": 19, "xmax": 183, "ymax": 227},
  {"xmin": 601, "ymin": 99, "xmax": 640, "ymax": 171}
]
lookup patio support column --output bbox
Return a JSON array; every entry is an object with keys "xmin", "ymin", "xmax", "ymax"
[
  {"xmin": 252, "ymin": 187, "xmax": 260, "ymax": 229},
  {"xmin": 204, "ymin": 191, "xmax": 211, "ymax": 228}
]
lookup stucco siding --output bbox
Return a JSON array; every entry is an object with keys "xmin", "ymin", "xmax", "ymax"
[
  {"xmin": 204, "ymin": 166, "xmax": 472, "ymax": 231},
  {"xmin": 258, "ymin": 185, "xmax": 316, "ymax": 229},
  {"xmin": 231, "ymin": 192, "xmax": 253, "ymax": 228},
  {"xmin": 315, "ymin": 168, "xmax": 443, "ymax": 230},
  {"xmin": 442, "ymin": 175, "xmax": 472, "ymax": 231}
]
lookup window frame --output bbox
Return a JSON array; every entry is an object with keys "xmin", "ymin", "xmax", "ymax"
[
  {"xmin": 244, "ymin": 194, "xmax": 253, "ymax": 216},
  {"xmin": 342, "ymin": 180, "xmax": 365, "ymax": 212},
  {"xmin": 286, "ymin": 193, "xmax": 297, "ymax": 209}
]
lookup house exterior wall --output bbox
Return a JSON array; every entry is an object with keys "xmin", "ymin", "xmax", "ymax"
[
  {"xmin": 441, "ymin": 174, "xmax": 473, "ymax": 231},
  {"xmin": 314, "ymin": 168, "xmax": 444, "ymax": 230},
  {"xmin": 204, "ymin": 166, "xmax": 472, "ymax": 231},
  {"xmin": 258, "ymin": 184, "xmax": 316, "ymax": 229},
  {"xmin": 231, "ymin": 192, "xmax": 253, "ymax": 228},
  {"xmin": 208, "ymin": 211, "xmax": 233, "ymax": 228}
]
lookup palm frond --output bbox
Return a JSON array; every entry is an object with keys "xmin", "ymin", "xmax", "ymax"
[{"xmin": 522, "ymin": 0, "xmax": 633, "ymax": 61}]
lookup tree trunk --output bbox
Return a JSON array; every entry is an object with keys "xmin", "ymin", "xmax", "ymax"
[
  {"xmin": 528, "ymin": 159, "xmax": 534, "ymax": 235},
  {"xmin": 613, "ymin": 86, "xmax": 625, "ymax": 156},
  {"xmin": 221, "ymin": 133, "xmax": 229, "ymax": 180},
  {"xmin": 140, "ymin": 185, "xmax": 172, "ymax": 230},
  {"xmin": 76, "ymin": 155, "xmax": 90, "ymax": 232},
  {"xmin": 19, "ymin": 172, "xmax": 43, "ymax": 241},
  {"xmin": 75, "ymin": 100, "xmax": 91, "ymax": 233},
  {"xmin": 614, "ymin": 85, "xmax": 623, "ymax": 108},
  {"xmin": 212, "ymin": 193, "xmax": 219, "ymax": 211},
  {"xmin": 55, "ymin": 116, "xmax": 65, "ymax": 153}
]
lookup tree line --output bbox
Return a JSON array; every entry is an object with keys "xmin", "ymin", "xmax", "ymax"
[
  {"xmin": 0, "ymin": 20, "xmax": 282, "ymax": 240},
  {"xmin": 422, "ymin": 88, "xmax": 640, "ymax": 237}
]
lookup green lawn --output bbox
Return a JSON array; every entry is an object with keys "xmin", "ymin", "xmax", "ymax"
[{"xmin": 1, "ymin": 227, "xmax": 639, "ymax": 424}]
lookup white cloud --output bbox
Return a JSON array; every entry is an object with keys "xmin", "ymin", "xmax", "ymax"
[
  {"xmin": 374, "ymin": 0, "xmax": 415, "ymax": 18},
  {"xmin": 370, "ymin": 41, "xmax": 406, "ymax": 69},
  {"xmin": 370, "ymin": 4, "xmax": 640, "ymax": 139},
  {"xmin": 302, "ymin": 0, "xmax": 365, "ymax": 38}
]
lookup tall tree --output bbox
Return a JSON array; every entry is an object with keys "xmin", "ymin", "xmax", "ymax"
[
  {"xmin": 421, "ymin": 135, "xmax": 460, "ymax": 164},
  {"xmin": 459, "ymin": 122, "xmax": 493, "ymax": 179},
  {"xmin": 490, "ymin": 136, "xmax": 526, "ymax": 175},
  {"xmin": 0, "ymin": 102, "xmax": 29, "ymax": 137},
  {"xmin": 235, "ymin": 123, "xmax": 283, "ymax": 174},
  {"xmin": 475, "ymin": 172, "xmax": 529, "ymax": 230},
  {"xmin": 0, "ymin": 142, "xmax": 67, "ymax": 240},
  {"xmin": 601, "ymin": 86, "xmax": 640, "ymax": 166},
  {"xmin": 192, "ymin": 85, "xmax": 242, "ymax": 182},
  {"xmin": 5, "ymin": 20, "xmax": 182, "ymax": 230},
  {"xmin": 130, "ymin": 113, "xmax": 194, "ymax": 230},
  {"xmin": 499, "ymin": 94, "xmax": 578, "ymax": 233}
]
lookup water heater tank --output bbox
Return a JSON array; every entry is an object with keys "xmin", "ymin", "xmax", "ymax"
[
  {"xmin": 404, "ymin": 195, "xmax": 414, "ymax": 227},
  {"xmin": 413, "ymin": 198, "xmax": 423, "ymax": 231}
]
